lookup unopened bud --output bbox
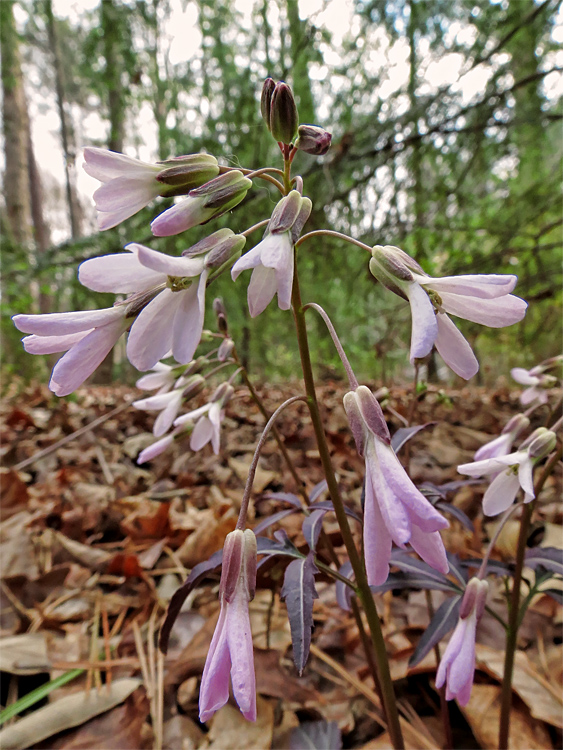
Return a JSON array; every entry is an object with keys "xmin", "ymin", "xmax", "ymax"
[
  {"xmin": 212, "ymin": 382, "xmax": 235, "ymax": 405},
  {"xmin": 213, "ymin": 298, "xmax": 227, "ymax": 317},
  {"xmin": 269, "ymin": 190, "xmax": 303, "ymax": 234},
  {"xmin": 295, "ymin": 124, "xmax": 332, "ymax": 156},
  {"xmin": 343, "ymin": 391, "xmax": 366, "ymax": 457},
  {"xmin": 528, "ymin": 429, "xmax": 557, "ymax": 459},
  {"xmin": 156, "ymin": 154, "xmax": 219, "ymax": 194},
  {"xmin": 502, "ymin": 413, "xmax": 530, "ymax": 437},
  {"xmin": 181, "ymin": 374, "xmax": 205, "ymax": 400},
  {"xmin": 260, "ymin": 78, "xmax": 276, "ymax": 130},
  {"xmin": 519, "ymin": 426, "xmax": 548, "ymax": 451},
  {"xmin": 220, "ymin": 529, "xmax": 257, "ymax": 602},
  {"xmin": 205, "ymin": 234, "xmax": 246, "ymax": 268},
  {"xmin": 217, "ymin": 338, "xmax": 235, "ymax": 362},
  {"xmin": 190, "ymin": 170, "xmax": 252, "ymax": 212},
  {"xmin": 270, "ymin": 82, "xmax": 299, "ymax": 144},
  {"xmin": 459, "ymin": 577, "xmax": 489, "ymax": 620},
  {"xmin": 371, "ymin": 246, "xmax": 414, "ymax": 283},
  {"xmin": 184, "ymin": 356, "xmax": 208, "ymax": 376},
  {"xmin": 355, "ymin": 385, "xmax": 390, "ymax": 444},
  {"xmin": 291, "ymin": 197, "xmax": 312, "ymax": 244}
]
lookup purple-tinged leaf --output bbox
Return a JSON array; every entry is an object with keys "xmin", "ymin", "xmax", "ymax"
[
  {"xmin": 391, "ymin": 423, "xmax": 435, "ymax": 453},
  {"xmin": 281, "ymin": 552, "xmax": 319, "ymax": 675},
  {"xmin": 525, "ymin": 548, "xmax": 563, "ymax": 576},
  {"xmin": 310, "ymin": 499, "xmax": 362, "ymax": 524},
  {"xmin": 418, "ymin": 481, "xmax": 448, "ymax": 501},
  {"xmin": 408, "ymin": 595, "xmax": 461, "ymax": 667},
  {"xmin": 159, "ymin": 549, "xmax": 223, "ymax": 653},
  {"xmin": 309, "ymin": 479, "xmax": 329, "ymax": 503},
  {"xmin": 390, "ymin": 550, "xmax": 459, "ymax": 589},
  {"xmin": 446, "ymin": 553, "xmax": 468, "ymax": 586},
  {"xmin": 371, "ymin": 573, "xmax": 458, "ymax": 594},
  {"xmin": 289, "ymin": 720, "xmax": 342, "ymax": 750},
  {"xmin": 462, "ymin": 557, "xmax": 514, "ymax": 577},
  {"xmin": 302, "ymin": 509, "xmax": 328, "ymax": 552},
  {"xmin": 542, "ymin": 588, "xmax": 563, "ymax": 604},
  {"xmin": 257, "ymin": 534, "xmax": 303, "ymax": 559},
  {"xmin": 262, "ymin": 491, "xmax": 302, "ymax": 509},
  {"xmin": 335, "ymin": 561, "xmax": 354, "ymax": 611},
  {"xmin": 253, "ymin": 508, "xmax": 298, "ymax": 535},
  {"xmin": 435, "ymin": 501, "xmax": 474, "ymax": 532}
]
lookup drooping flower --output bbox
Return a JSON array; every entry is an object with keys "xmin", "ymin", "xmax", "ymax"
[
  {"xmin": 83, "ymin": 148, "xmax": 219, "ymax": 230},
  {"xmin": 295, "ymin": 125, "xmax": 332, "ymax": 156},
  {"xmin": 199, "ymin": 529, "xmax": 257, "ymax": 723},
  {"xmin": 473, "ymin": 413, "xmax": 530, "ymax": 461},
  {"xmin": 174, "ymin": 383, "xmax": 234, "ymax": 454},
  {"xmin": 133, "ymin": 375, "xmax": 205, "ymax": 437},
  {"xmin": 344, "ymin": 385, "xmax": 449, "ymax": 585},
  {"xmin": 137, "ymin": 426, "xmax": 183, "ymax": 465},
  {"xmin": 231, "ymin": 190, "xmax": 312, "ymax": 317},
  {"xmin": 13, "ymin": 307, "xmax": 129, "ymax": 397},
  {"xmin": 436, "ymin": 577, "xmax": 488, "ymax": 705},
  {"xmin": 458, "ymin": 427, "xmax": 557, "ymax": 516},
  {"xmin": 511, "ymin": 366, "xmax": 558, "ymax": 406},
  {"xmin": 151, "ymin": 171, "xmax": 252, "ymax": 237},
  {"xmin": 369, "ymin": 245, "xmax": 528, "ymax": 379}
]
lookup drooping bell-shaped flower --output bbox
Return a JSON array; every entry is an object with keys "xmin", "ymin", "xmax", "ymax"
[
  {"xmin": 369, "ymin": 245, "xmax": 528, "ymax": 379},
  {"xmin": 473, "ymin": 413, "xmax": 530, "ymax": 461},
  {"xmin": 231, "ymin": 190, "xmax": 312, "ymax": 317},
  {"xmin": 83, "ymin": 148, "xmax": 219, "ymax": 230},
  {"xmin": 344, "ymin": 385, "xmax": 449, "ymax": 585},
  {"xmin": 458, "ymin": 427, "xmax": 557, "ymax": 516},
  {"xmin": 436, "ymin": 577, "xmax": 488, "ymax": 705},
  {"xmin": 199, "ymin": 529, "xmax": 257, "ymax": 723}
]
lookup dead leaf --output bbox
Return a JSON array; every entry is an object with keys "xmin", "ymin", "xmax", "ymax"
[
  {"xmin": 460, "ymin": 684, "xmax": 552, "ymax": 749},
  {"xmin": 204, "ymin": 696, "xmax": 274, "ymax": 749},
  {"xmin": 229, "ymin": 457, "xmax": 277, "ymax": 493},
  {"xmin": 162, "ymin": 714, "xmax": 204, "ymax": 750},
  {"xmin": 176, "ymin": 509, "xmax": 237, "ymax": 568},
  {"xmin": 0, "ymin": 633, "xmax": 49, "ymax": 674},
  {"xmin": 0, "ymin": 468, "xmax": 29, "ymax": 519},
  {"xmin": 0, "ymin": 678, "xmax": 142, "ymax": 750}
]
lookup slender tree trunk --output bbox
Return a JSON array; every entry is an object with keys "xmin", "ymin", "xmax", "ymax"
[
  {"xmin": 286, "ymin": 0, "xmax": 315, "ymax": 123},
  {"xmin": 407, "ymin": 0, "xmax": 424, "ymax": 259}
]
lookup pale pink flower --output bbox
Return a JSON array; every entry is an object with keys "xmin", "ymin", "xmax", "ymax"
[
  {"xmin": 174, "ymin": 383, "xmax": 234, "ymax": 454},
  {"xmin": 458, "ymin": 428, "xmax": 556, "ymax": 516},
  {"xmin": 344, "ymin": 386, "xmax": 449, "ymax": 585},
  {"xmin": 133, "ymin": 375, "xmax": 205, "ymax": 436},
  {"xmin": 436, "ymin": 578, "xmax": 488, "ymax": 705},
  {"xmin": 511, "ymin": 367, "xmax": 555, "ymax": 406},
  {"xmin": 136, "ymin": 362, "xmax": 176, "ymax": 394},
  {"xmin": 473, "ymin": 414, "xmax": 530, "ymax": 461},
  {"xmin": 137, "ymin": 427, "xmax": 182, "ymax": 464},
  {"xmin": 231, "ymin": 190, "xmax": 312, "ymax": 317},
  {"xmin": 12, "ymin": 307, "xmax": 128, "ymax": 396},
  {"xmin": 199, "ymin": 529, "xmax": 257, "ymax": 723},
  {"xmin": 369, "ymin": 245, "xmax": 527, "ymax": 379}
]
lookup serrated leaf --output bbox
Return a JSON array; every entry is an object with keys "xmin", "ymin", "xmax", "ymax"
[
  {"xmin": 525, "ymin": 547, "xmax": 563, "ymax": 576},
  {"xmin": 409, "ymin": 595, "xmax": 461, "ymax": 667},
  {"xmin": 289, "ymin": 720, "xmax": 342, "ymax": 749},
  {"xmin": 302, "ymin": 509, "xmax": 328, "ymax": 552},
  {"xmin": 281, "ymin": 553, "xmax": 319, "ymax": 675},
  {"xmin": 391, "ymin": 423, "xmax": 435, "ymax": 453},
  {"xmin": 253, "ymin": 508, "xmax": 297, "ymax": 535}
]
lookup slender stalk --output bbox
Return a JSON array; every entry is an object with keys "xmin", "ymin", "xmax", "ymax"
[
  {"xmin": 291, "ymin": 262, "xmax": 404, "ymax": 749},
  {"xmin": 296, "ymin": 229, "xmax": 373, "ymax": 254},
  {"xmin": 498, "ymin": 443, "xmax": 562, "ymax": 748},
  {"xmin": 303, "ymin": 303, "xmax": 359, "ymax": 389},
  {"xmin": 237, "ymin": 395, "xmax": 307, "ymax": 529}
]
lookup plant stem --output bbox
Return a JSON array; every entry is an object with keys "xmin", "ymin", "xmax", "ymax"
[
  {"xmin": 291, "ymin": 262, "xmax": 404, "ymax": 750},
  {"xmin": 498, "ymin": 443, "xmax": 562, "ymax": 748},
  {"xmin": 296, "ymin": 229, "xmax": 373, "ymax": 253}
]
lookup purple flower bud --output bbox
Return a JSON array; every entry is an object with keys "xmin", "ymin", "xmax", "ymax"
[
  {"xmin": 268, "ymin": 190, "xmax": 303, "ymax": 234},
  {"xmin": 156, "ymin": 154, "xmax": 219, "ymax": 192},
  {"xmin": 295, "ymin": 124, "xmax": 332, "ymax": 155},
  {"xmin": 217, "ymin": 338, "xmax": 235, "ymax": 361},
  {"xmin": 199, "ymin": 529, "xmax": 257, "ymax": 723},
  {"xmin": 501, "ymin": 413, "xmax": 530, "ymax": 437},
  {"xmin": 269, "ymin": 82, "xmax": 299, "ymax": 144},
  {"xmin": 260, "ymin": 78, "xmax": 276, "ymax": 130},
  {"xmin": 354, "ymin": 385, "xmax": 391, "ymax": 445},
  {"xmin": 343, "ymin": 391, "xmax": 366, "ymax": 457},
  {"xmin": 527, "ymin": 429, "xmax": 557, "ymax": 459}
]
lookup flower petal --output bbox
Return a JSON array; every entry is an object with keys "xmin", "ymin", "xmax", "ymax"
[
  {"xmin": 93, "ymin": 176, "xmax": 160, "ymax": 212},
  {"xmin": 518, "ymin": 457, "xmax": 535, "ymax": 500},
  {"xmin": 171, "ymin": 272, "xmax": 207, "ymax": 364},
  {"xmin": 474, "ymin": 434, "xmax": 513, "ymax": 462},
  {"xmin": 190, "ymin": 415, "xmax": 214, "ymax": 451},
  {"xmin": 127, "ymin": 289, "xmax": 179, "ymax": 371},
  {"xmin": 137, "ymin": 433, "xmax": 175, "ymax": 464},
  {"xmin": 13, "ymin": 307, "xmax": 123, "ymax": 336},
  {"xmin": 446, "ymin": 613, "xmax": 477, "ymax": 705},
  {"xmin": 511, "ymin": 367, "xmax": 539, "ymax": 386},
  {"xmin": 78, "ymin": 249, "xmax": 163, "ymax": 293},
  {"xmin": 153, "ymin": 391, "xmax": 183, "ymax": 437},
  {"xmin": 482, "ymin": 470, "xmax": 521, "ymax": 516},
  {"xmin": 226, "ymin": 591, "xmax": 257, "ymax": 721},
  {"xmin": 247, "ymin": 265, "xmax": 278, "ymax": 318},
  {"xmin": 231, "ymin": 243, "xmax": 264, "ymax": 279},
  {"xmin": 199, "ymin": 604, "xmax": 231, "ymax": 722},
  {"xmin": 418, "ymin": 273, "xmax": 517, "ymax": 299},
  {"xmin": 83, "ymin": 147, "xmax": 160, "ymax": 181},
  {"xmin": 363, "ymin": 470, "xmax": 393, "ymax": 586},
  {"xmin": 409, "ymin": 526, "xmax": 449, "ymax": 574},
  {"xmin": 434, "ymin": 312, "xmax": 479, "ymax": 380},
  {"xmin": 404, "ymin": 282, "xmax": 438, "ymax": 361},
  {"xmin": 151, "ymin": 198, "xmax": 209, "ymax": 236},
  {"xmin": 134, "ymin": 244, "xmax": 205, "ymax": 278},
  {"xmin": 438, "ymin": 292, "xmax": 527, "ymax": 327},
  {"xmin": 366, "ymin": 441, "xmax": 412, "ymax": 545},
  {"xmin": 22, "ymin": 331, "xmax": 89, "ymax": 355}
]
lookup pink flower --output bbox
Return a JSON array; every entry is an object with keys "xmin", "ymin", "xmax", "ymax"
[
  {"xmin": 199, "ymin": 529, "xmax": 257, "ymax": 723},
  {"xmin": 231, "ymin": 191, "xmax": 312, "ymax": 317},
  {"xmin": 436, "ymin": 578, "xmax": 488, "ymax": 705},
  {"xmin": 511, "ymin": 366, "xmax": 556, "ymax": 406},
  {"xmin": 136, "ymin": 362, "xmax": 177, "ymax": 394},
  {"xmin": 458, "ymin": 428, "xmax": 556, "ymax": 516},
  {"xmin": 133, "ymin": 375, "xmax": 205, "ymax": 436},
  {"xmin": 344, "ymin": 386, "xmax": 449, "ymax": 585},
  {"xmin": 137, "ymin": 429, "xmax": 180, "ymax": 464},
  {"xmin": 83, "ymin": 148, "xmax": 219, "ymax": 230},
  {"xmin": 174, "ymin": 383, "xmax": 234, "ymax": 454},
  {"xmin": 12, "ymin": 307, "xmax": 128, "ymax": 396},
  {"xmin": 474, "ymin": 414, "xmax": 530, "ymax": 461},
  {"xmin": 369, "ymin": 245, "xmax": 527, "ymax": 379}
]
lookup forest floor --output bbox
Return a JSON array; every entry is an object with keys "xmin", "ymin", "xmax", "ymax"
[{"xmin": 0, "ymin": 378, "xmax": 561, "ymax": 750}]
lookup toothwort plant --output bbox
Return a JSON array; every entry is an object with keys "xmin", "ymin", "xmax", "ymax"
[{"xmin": 13, "ymin": 79, "xmax": 562, "ymax": 749}]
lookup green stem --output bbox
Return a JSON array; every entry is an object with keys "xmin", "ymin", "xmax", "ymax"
[
  {"xmin": 498, "ymin": 443, "xmax": 562, "ymax": 749},
  {"xmin": 291, "ymin": 260, "xmax": 404, "ymax": 750}
]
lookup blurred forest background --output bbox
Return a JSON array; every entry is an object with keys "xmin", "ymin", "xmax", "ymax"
[{"xmin": 1, "ymin": 0, "xmax": 562, "ymax": 387}]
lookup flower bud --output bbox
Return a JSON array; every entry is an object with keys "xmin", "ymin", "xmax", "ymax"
[
  {"xmin": 205, "ymin": 234, "xmax": 246, "ymax": 269},
  {"xmin": 269, "ymin": 82, "xmax": 299, "ymax": 144},
  {"xmin": 268, "ymin": 190, "xmax": 303, "ymax": 234},
  {"xmin": 212, "ymin": 382, "xmax": 235, "ymax": 406},
  {"xmin": 213, "ymin": 298, "xmax": 227, "ymax": 317},
  {"xmin": 156, "ymin": 154, "xmax": 219, "ymax": 193},
  {"xmin": 519, "ymin": 426, "xmax": 548, "ymax": 451},
  {"xmin": 217, "ymin": 338, "xmax": 234, "ymax": 362},
  {"xmin": 501, "ymin": 413, "xmax": 530, "ymax": 437},
  {"xmin": 220, "ymin": 529, "xmax": 257, "ymax": 602},
  {"xmin": 295, "ymin": 124, "xmax": 332, "ymax": 156},
  {"xmin": 260, "ymin": 78, "xmax": 276, "ymax": 130},
  {"xmin": 371, "ymin": 245, "xmax": 414, "ymax": 283},
  {"xmin": 459, "ymin": 577, "xmax": 489, "ymax": 620},
  {"xmin": 528, "ymin": 429, "xmax": 557, "ymax": 459},
  {"xmin": 191, "ymin": 170, "xmax": 252, "ymax": 211},
  {"xmin": 181, "ymin": 374, "xmax": 205, "ymax": 400},
  {"xmin": 184, "ymin": 356, "xmax": 208, "ymax": 376}
]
